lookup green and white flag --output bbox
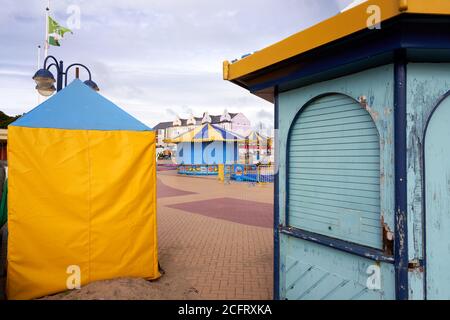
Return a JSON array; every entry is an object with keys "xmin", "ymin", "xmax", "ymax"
[{"xmin": 48, "ymin": 16, "xmax": 72, "ymax": 46}]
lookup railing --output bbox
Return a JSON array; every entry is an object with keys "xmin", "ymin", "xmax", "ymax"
[
  {"xmin": 178, "ymin": 164, "xmax": 219, "ymax": 176},
  {"xmin": 257, "ymin": 165, "xmax": 275, "ymax": 183},
  {"xmin": 229, "ymin": 164, "xmax": 274, "ymax": 183},
  {"xmin": 175, "ymin": 163, "xmax": 275, "ymax": 183}
]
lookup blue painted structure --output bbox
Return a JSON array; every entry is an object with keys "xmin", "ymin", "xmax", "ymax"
[
  {"xmin": 227, "ymin": 13, "xmax": 450, "ymax": 300},
  {"xmin": 177, "ymin": 141, "xmax": 238, "ymax": 165},
  {"xmin": 13, "ymin": 80, "xmax": 151, "ymax": 131},
  {"xmin": 170, "ymin": 124, "xmax": 241, "ymax": 165}
]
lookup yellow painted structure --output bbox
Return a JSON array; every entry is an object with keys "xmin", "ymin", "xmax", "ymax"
[
  {"xmin": 6, "ymin": 80, "xmax": 159, "ymax": 299},
  {"xmin": 218, "ymin": 164, "xmax": 225, "ymax": 182}
]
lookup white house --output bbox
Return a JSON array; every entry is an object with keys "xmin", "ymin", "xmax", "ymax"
[{"xmin": 154, "ymin": 110, "xmax": 252, "ymax": 150}]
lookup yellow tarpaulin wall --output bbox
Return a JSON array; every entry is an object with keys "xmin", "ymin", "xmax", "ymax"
[{"xmin": 7, "ymin": 126, "xmax": 159, "ymax": 300}]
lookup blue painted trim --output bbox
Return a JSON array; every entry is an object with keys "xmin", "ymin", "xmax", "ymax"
[
  {"xmin": 247, "ymin": 19, "xmax": 450, "ymax": 94},
  {"xmin": 195, "ymin": 125, "xmax": 209, "ymax": 140},
  {"xmin": 421, "ymin": 89, "xmax": 450, "ymax": 300},
  {"xmin": 211, "ymin": 125, "xmax": 228, "ymax": 139},
  {"xmin": 279, "ymin": 226, "xmax": 394, "ymax": 263},
  {"xmin": 222, "ymin": 141, "xmax": 226, "ymax": 164},
  {"xmin": 249, "ymin": 37, "xmax": 399, "ymax": 93},
  {"xmin": 393, "ymin": 49, "xmax": 409, "ymax": 300},
  {"xmin": 273, "ymin": 86, "xmax": 280, "ymax": 301}
]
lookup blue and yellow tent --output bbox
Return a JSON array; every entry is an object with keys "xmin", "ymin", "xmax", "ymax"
[
  {"xmin": 165, "ymin": 123, "xmax": 243, "ymax": 165},
  {"xmin": 243, "ymin": 131, "xmax": 273, "ymax": 162},
  {"xmin": 165, "ymin": 123, "xmax": 243, "ymax": 143},
  {"xmin": 244, "ymin": 131, "xmax": 270, "ymax": 144},
  {"xmin": 7, "ymin": 80, "xmax": 159, "ymax": 299}
]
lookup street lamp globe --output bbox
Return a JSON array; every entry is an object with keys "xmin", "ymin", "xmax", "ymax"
[
  {"xmin": 32, "ymin": 69, "xmax": 55, "ymax": 87},
  {"xmin": 36, "ymin": 85, "xmax": 56, "ymax": 97},
  {"xmin": 33, "ymin": 69, "xmax": 56, "ymax": 96},
  {"xmin": 84, "ymin": 79, "xmax": 100, "ymax": 92}
]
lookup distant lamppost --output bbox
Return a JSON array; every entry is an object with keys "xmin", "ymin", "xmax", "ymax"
[{"xmin": 32, "ymin": 55, "xmax": 99, "ymax": 97}]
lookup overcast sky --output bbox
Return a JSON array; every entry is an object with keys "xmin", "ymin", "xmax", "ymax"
[{"xmin": 0, "ymin": 0, "xmax": 353, "ymax": 129}]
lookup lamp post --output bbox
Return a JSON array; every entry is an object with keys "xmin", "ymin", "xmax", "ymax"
[{"xmin": 32, "ymin": 55, "xmax": 99, "ymax": 97}]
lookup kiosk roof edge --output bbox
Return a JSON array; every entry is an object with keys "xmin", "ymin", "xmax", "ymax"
[{"xmin": 223, "ymin": 0, "xmax": 450, "ymax": 82}]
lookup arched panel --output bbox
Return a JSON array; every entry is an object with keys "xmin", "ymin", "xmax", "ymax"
[
  {"xmin": 287, "ymin": 94, "xmax": 382, "ymax": 249},
  {"xmin": 425, "ymin": 94, "xmax": 450, "ymax": 299}
]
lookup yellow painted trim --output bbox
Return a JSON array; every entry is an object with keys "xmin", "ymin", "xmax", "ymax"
[
  {"xmin": 399, "ymin": 0, "xmax": 409, "ymax": 12},
  {"xmin": 407, "ymin": 0, "xmax": 450, "ymax": 14},
  {"xmin": 224, "ymin": 0, "xmax": 450, "ymax": 81},
  {"xmin": 223, "ymin": 60, "xmax": 230, "ymax": 80}
]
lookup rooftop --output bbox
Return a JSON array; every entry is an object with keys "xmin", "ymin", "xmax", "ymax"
[
  {"xmin": 223, "ymin": 0, "xmax": 450, "ymax": 82},
  {"xmin": 154, "ymin": 113, "xmax": 239, "ymax": 130}
]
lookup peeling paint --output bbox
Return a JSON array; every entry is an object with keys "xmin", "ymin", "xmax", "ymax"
[
  {"xmin": 359, "ymin": 96, "xmax": 380, "ymax": 121},
  {"xmin": 382, "ymin": 216, "xmax": 394, "ymax": 256},
  {"xmin": 408, "ymin": 259, "xmax": 423, "ymax": 272}
]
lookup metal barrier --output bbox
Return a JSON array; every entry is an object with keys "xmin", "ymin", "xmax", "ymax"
[
  {"xmin": 228, "ymin": 164, "xmax": 274, "ymax": 183},
  {"xmin": 257, "ymin": 165, "xmax": 275, "ymax": 183},
  {"xmin": 176, "ymin": 164, "xmax": 275, "ymax": 183},
  {"xmin": 177, "ymin": 164, "xmax": 219, "ymax": 176},
  {"xmin": 224, "ymin": 164, "xmax": 232, "ymax": 184}
]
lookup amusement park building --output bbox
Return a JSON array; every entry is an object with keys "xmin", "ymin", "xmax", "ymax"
[{"xmin": 153, "ymin": 110, "xmax": 251, "ymax": 149}]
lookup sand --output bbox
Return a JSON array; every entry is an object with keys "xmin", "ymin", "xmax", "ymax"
[{"xmin": 41, "ymin": 274, "xmax": 199, "ymax": 300}]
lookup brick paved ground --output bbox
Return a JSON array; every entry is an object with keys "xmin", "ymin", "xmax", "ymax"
[
  {"xmin": 157, "ymin": 171, "xmax": 274, "ymax": 300},
  {"xmin": 168, "ymin": 197, "xmax": 273, "ymax": 228}
]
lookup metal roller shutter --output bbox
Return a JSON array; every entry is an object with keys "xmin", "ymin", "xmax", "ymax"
[{"xmin": 288, "ymin": 94, "xmax": 382, "ymax": 249}]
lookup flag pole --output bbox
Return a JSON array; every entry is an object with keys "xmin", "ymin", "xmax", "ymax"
[
  {"xmin": 37, "ymin": 45, "xmax": 41, "ymax": 68},
  {"xmin": 37, "ymin": 45, "xmax": 42, "ymax": 104},
  {"xmin": 44, "ymin": 0, "xmax": 50, "ymax": 58}
]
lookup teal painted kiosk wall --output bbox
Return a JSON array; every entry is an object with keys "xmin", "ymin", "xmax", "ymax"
[
  {"xmin": 278, "ymin": 65, "xmax": 396, "ymax": 300},
  {"xmin": 276, "ymin": 61, "xmax": 450, "ymax": 300},
  {"xmin": 406, "ymin": 63, "xmax": 450, "ymax": 299},
  {"xmin": 275, "ymin": 61, "xmax": 450, "ymax": 300},
  {"xmin": 225, "ymin": 10, "xmax": 450, "ymax": 300}
]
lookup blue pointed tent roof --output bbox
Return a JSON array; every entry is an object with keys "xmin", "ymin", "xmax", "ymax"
[{"xmin": 10, "ymin": 79, "xmax": 151, "ymax": 131}]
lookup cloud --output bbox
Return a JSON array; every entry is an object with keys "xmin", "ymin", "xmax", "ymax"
[
  {"xmin": 337, "ymin": 0, "xmax": 365, "ymax": 11},
  {"xmin": 257, "ymin": 109, "xmax": 274, "ymax": 120},
  {"xmin": 165, "ymin": 108, "xmax": 177, "ymax": 117},
  {"xmin": 0, "ymin": 0, "xmax": 347, "ymax": 126}
]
